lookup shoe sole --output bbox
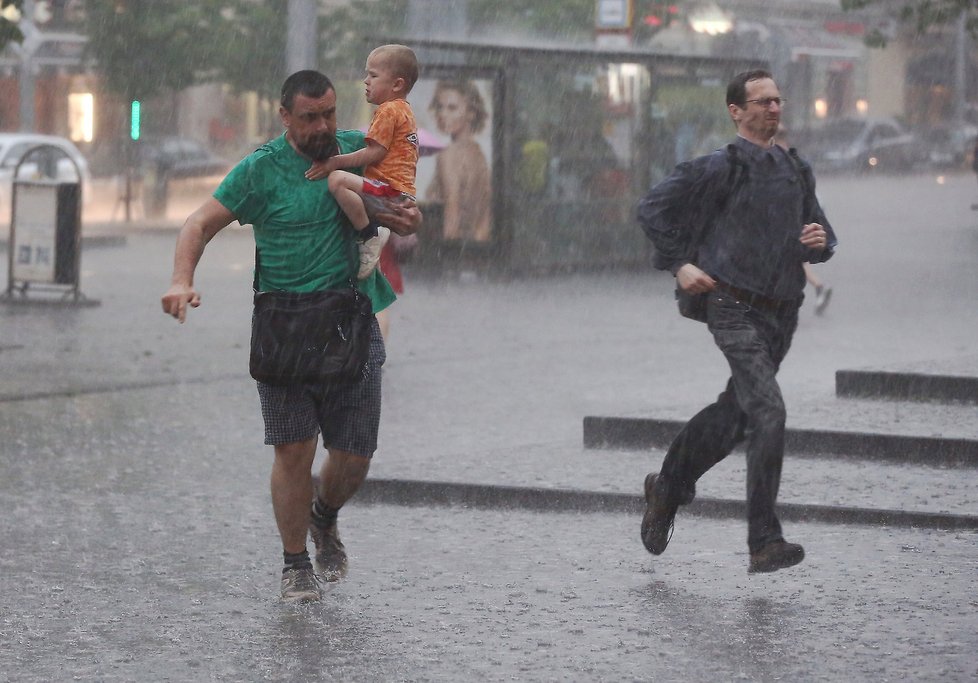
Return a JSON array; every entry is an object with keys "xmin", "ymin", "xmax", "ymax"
[
  {"xmin": 748, "ymin": 547, "xmax": 805, "ymax": 574},
  {"xmin": 814, "ymin": 288, "xmax": 832, "ymax": 315},
  {"xmin": 357, "ymin": 228, "xmax": 390, "ymax": 280},
  {"xmin": 640, "ymin": 473, "xmax": 674, "ymax": 556},
  {"xmin": 314, "ymin": 560, "xmax": 347, "ymax": 582}
]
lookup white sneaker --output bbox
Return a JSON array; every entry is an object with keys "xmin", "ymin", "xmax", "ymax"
[
  {"xmin": 814, "ymin": 285, "xmax": 833, "ymax": 315},
  {"xmin": 357, "ymin": 226, "xmax": 390, "ymax": 280}
]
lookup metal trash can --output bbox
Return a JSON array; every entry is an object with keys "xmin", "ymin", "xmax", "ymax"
[{"xmin": 10, "ymin": 179, "xmax": 81, "ymax": 286}]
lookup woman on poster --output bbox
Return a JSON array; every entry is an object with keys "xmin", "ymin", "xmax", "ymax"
[{"xmin": 426, "ymin": 80, "xmax": 492, "ymax": 242}]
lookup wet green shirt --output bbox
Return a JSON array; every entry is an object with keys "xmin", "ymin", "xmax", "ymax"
[{"xmin": 213, "ymin": 130, "xmax": 394, "ymax": 312}]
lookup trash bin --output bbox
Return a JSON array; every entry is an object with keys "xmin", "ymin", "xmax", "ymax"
[
  {"xmin": 9, "ymin": 180, "xmax": 81, "ymax": 287},
  {"xmin": 3, "ymin": 143, "xmax": 96, "ymax": 306}
]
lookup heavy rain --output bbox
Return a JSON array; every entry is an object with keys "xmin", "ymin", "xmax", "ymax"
[{"xmin": 1, "ymin": 0, "xmax": 977, "ymax": 680}]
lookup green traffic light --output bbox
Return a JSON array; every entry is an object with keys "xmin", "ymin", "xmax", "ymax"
[{"xmin": 130, "ymin": 100, "xmax": 141, "ymax": 141}]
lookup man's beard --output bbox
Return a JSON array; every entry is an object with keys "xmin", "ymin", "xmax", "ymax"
[{"xmin": 297, "ymin": 132, "xmax": 338, "ymax": 161}]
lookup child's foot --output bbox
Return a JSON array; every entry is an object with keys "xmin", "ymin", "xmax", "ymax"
[
  {"xmin": 358, "ymin": 226, "xmax": 390, "ymax": 280},
  {"xmin": 814, "ymin": 284, "xmax": 833, "ymax": 315}
]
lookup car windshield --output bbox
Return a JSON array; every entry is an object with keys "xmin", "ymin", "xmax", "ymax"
[{"xmin": 814, "ymin": 120, "xmax": 867, "ymax": 145}]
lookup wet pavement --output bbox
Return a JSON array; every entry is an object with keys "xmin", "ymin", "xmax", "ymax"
[{"xmin": 2, "ymin": 171, "xmax": 978, "ymax": 680}]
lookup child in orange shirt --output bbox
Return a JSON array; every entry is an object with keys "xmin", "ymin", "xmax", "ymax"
[{"xmin": 305, "ymin": 44, "xmax": 419, "ymax": 279}]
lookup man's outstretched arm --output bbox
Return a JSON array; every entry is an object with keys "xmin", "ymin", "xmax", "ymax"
[{"xmin": 161, "ymin": 197, "xmax": 236, "ymax": 323}]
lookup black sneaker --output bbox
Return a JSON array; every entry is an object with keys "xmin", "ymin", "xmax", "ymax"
[
  {"xmin": 748, "ymin": 540, "xmax": 805, "ymax": 574},
  {"xmin": 640, "ymin": 473, "xmax": 679, "ymax": 555},
  {"xmin": 309, "ymin": 521, "xmax": 348, "ymax": 582}
]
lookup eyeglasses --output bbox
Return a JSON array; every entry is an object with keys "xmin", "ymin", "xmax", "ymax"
[{"xmin": 744, "ymin": 97, "xmax": 786, "ymax": 108}]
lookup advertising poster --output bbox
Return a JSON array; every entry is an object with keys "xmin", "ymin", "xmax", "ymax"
[
  {"xmin": 11, "ymin": 183, "xmax": 58, "ymax": 283},
  {"xmin": 409, "ymin": 77, "xmax": 494, "ymax": 242}
]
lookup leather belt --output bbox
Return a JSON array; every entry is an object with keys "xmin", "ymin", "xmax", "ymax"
[{"xmin": 715, "ymin": 281, "xmax": 800, "ymax": 313}]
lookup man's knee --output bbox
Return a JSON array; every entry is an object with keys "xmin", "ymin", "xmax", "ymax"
[
  {"xmin": 274, "ymin": 438, "xmax": 317, "ymax": 469},
  {"xmin": 751, "ymin": 400, "xmax": 786, "ymax": 434},
  {"xmin": 325, "ymin": 449, "xmax": 371, "ymax": 479}
]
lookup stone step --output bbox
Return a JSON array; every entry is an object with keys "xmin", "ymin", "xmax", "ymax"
[
  {"xmin": 836, "ymin": 369, "xmax": 978, "ymax": 403},
  {"xmin": 357, "ymin": 478, "xmax": 978, "ymax": 531},
  {"xmin": 582, "ymin": 416, "xmax": 978, "ymax": 467}
]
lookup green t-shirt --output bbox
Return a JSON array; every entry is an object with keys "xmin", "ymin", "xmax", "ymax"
[{"xmin": 213, "ymin": 130, "xmax": 395, "ymax": 313}]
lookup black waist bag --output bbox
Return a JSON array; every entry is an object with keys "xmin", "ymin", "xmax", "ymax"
[{"xmin": 249, "ymin": 287, "xmax": 372, "ymax": 386}]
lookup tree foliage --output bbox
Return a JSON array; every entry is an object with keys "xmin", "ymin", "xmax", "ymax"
[
  {"xmin": 0, "ymin": 0, "xmax": 24, "ymax": 51},
  {"xmin": 842, "ymin": 0, "xmax": 978, "ymax": 46},
  {"xmin": 467, "ymin": 0, "xmax": 680, "ymax": 41},
  {"xmin": 212, "ymin": 0, "xmax": 286, "ymax": 103},
  {"xmin": 82, "ymin": 0, "xmax": 230, "ymax": 102},
  {"xmin": 468, "ymin": 0, "xmax": 594, "ymax": 38}
]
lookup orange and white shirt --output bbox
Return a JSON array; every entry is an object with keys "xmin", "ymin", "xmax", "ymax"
[{"xmin": 365, "ymin": 98, "xmax": 419, "ymax": 197}]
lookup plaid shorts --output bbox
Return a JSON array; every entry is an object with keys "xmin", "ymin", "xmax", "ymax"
[{"xmin": 256, "ymin": 317, "xmax": 386, "ymax": 457}]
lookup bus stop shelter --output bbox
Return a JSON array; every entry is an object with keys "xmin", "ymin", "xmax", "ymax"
[{"xmin": 392, "ymin": 37, "xmax": 763, "ymax": 274}]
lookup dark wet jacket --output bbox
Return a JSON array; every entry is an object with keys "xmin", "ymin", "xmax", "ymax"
[{"xmin": 637, "ymin": 137, "xmax": 837, "ymax": 300}]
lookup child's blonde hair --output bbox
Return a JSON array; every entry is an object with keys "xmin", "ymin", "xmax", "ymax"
[{"xmin": 370, "ymin": 44, "xmax": 419, "ymax": 94}]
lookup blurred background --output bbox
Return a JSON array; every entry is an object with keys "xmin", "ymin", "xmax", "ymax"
[{"xmin": 2, "ymin": 0, "xmax": 977, "ymax": 273}]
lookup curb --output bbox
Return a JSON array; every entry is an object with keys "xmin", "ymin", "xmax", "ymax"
[
  {"xmin": 356, "ymin": 478, "xmax": 978, "ymax": 531},
  {"xmin": 582, "ymin": 416, "xmax": 978, "ymax": 468},
  {"xmin": 836, "ymin": 369, "xmax": 978, "ymax": 404}
]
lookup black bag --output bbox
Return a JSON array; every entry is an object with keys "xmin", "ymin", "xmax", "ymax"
[
  {"xmin": 676, "ymin": 286, "xmax": 708, "ymax": 323},
  {"xmin": 249, "ymin": 287, "xmax": 372, "ymax": 385},
  {"xmin": 249, "ymin": 247, "xmax": 372, "ymax": 385}
]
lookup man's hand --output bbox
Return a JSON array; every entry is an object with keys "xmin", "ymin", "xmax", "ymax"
[
  {"xmin": 676, "ymin": 263, "xmax": 716, "ymax": 294},
  {"xmin": 800, "ymin": 222, "xmax": 828, "ymax": 251},
  {"xmin": 161, "ymin": 283, "xmax": 201, "ymax": 324},
  {"xmin": 375, "ymin": 198, "xmax": 422, "ymax": 236},
  {"xmin": 305, "ymin": 158, "xmax": 338, "ymax": 181}
]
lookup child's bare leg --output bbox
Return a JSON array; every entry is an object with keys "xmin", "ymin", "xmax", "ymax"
[{"xmin": 328, "ymin": 171, "xmax": 371, "ymax": 230}]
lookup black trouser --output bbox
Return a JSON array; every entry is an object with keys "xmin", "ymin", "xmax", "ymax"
[{"xmin": 659, "ymin": 289, "xmax": 800, "ymax": 553}]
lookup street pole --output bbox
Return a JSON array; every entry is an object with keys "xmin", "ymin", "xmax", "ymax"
[
  {"xmin": 286, "ymin": 0, "xmax": 317, "ymax": 76},
  {"xmin": 18, "ymin": 0, "xmax": 36, "ymax": 132},
  {"xmin": 955, "ymin": 12, "xmax": 967, "ymax": 127}
]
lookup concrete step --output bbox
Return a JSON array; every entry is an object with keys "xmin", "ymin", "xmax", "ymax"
[
  {"xmin": 582, "ymin": 416, "xmax": 978, "ymax": 467},
  {"xmin": 357, "ymin": 478, "xmax": 978, "ymax": 531},
  {"xmin": 836, "ymin": 369, "xmax": 978, "ymax": 403}
]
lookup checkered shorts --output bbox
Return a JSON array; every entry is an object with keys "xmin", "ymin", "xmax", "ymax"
[{"xmin": 256, "ymin": 317, "xmax": 386, "ymax": 456}]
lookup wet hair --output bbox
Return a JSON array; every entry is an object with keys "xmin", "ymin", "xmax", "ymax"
[
  {"xmin": 726, "ymin": 69, "xmax": 774, "ymax": 108},
  {"xmin": 429, "ymin": 80, "xmax": 489, "ymax": 134},
  {"xmin": 370, "ymin": 44, "xmax": 420, "ymax": 93},
  {"xmin": 280, "ymin": 70, "xmax": 334, "ymax": 112}
]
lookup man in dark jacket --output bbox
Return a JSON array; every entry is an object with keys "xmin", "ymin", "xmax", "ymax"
[{"xmin": 636, "ymin": 69, "xmax": 837, "ymax": 573}]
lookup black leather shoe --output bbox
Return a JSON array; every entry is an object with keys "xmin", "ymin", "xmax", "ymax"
[
  {"xmin": 640, "ymin": 473, "xmax": 679, "ymax": 555},
  {"xmin": 748, "ymin": 540, "xmax": 805, "ymax": 573}
]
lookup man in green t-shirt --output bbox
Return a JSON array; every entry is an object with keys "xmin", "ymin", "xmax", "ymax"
[{"xmin": 161, "ymin": 70, "xmax": 421, "ymax": 603}]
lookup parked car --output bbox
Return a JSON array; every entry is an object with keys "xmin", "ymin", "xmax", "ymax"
[
  {"xmin": 795, "ymin": 118, "xmax": 925, "ymax": 173},
  {"xmin": 137, "ymin": 137, "xmax": 230, "ymax": 217},
  {"xmin": 0, "ymin": 133, "xmax": 91, "ymax": 226},
  {"xmin": 917, "ymin": 124, "xmax": 978, "ymax": 169}
]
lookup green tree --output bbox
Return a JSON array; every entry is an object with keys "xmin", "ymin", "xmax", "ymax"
[
  {"xmin": 0, "ymin": 0, "xmax": 24, "ymax": 51},
  {"xmin": 208, "ymin": 0, "xmax": 409, "ymax": 138},
  {"xmin": 842, "ymin": 0, "xmax": 978, "ymax": 46},
  {"xmin": 214, "ymin": 0, "xmax": 409, "ymax": 102},
  {"xmin": 212, "ymin": 0, "xmax": 285, "ymax": 106},
  {"xmin": 468, "ymin": 0, "xmax": 594, "ymax": 38},
  {"xmin": 467, "ymin": 0, "xmax": 680, "ymax": 42},
  {"xmin": 82, "ymin": 0, "xmax": 229, "ymax": 103}
]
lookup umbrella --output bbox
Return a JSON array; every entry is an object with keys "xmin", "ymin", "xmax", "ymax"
[{"xmin": 359, "ymin": 127, "xmax": 447, "ymax": 157}]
